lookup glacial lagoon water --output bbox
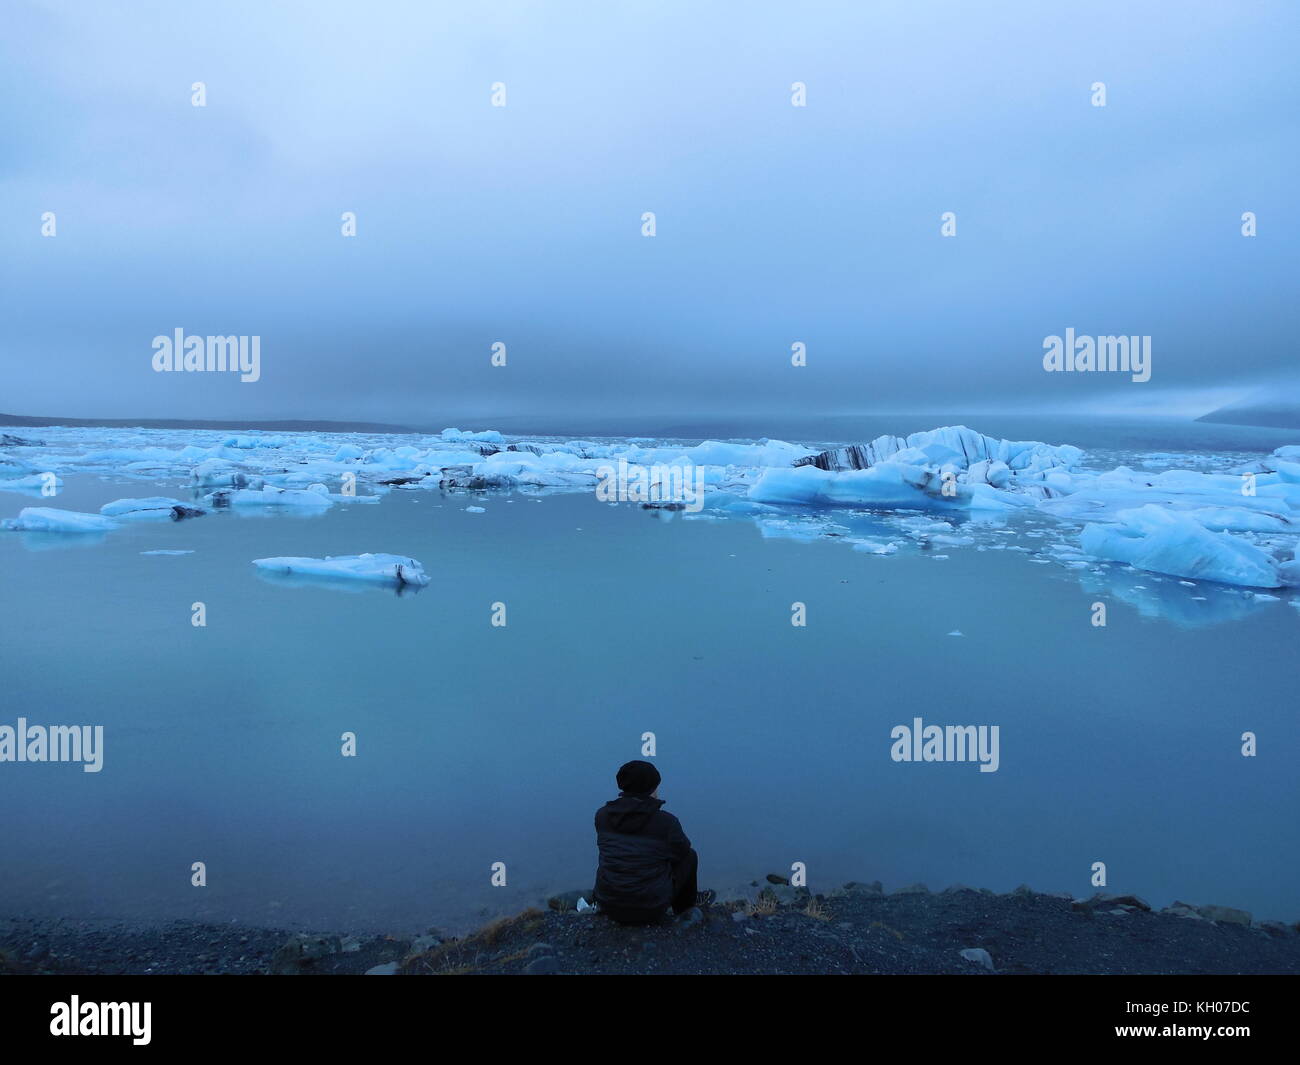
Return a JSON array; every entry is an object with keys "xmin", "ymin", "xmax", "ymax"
[{"xmin": 1, "ymin": 416, "xmax": 1298, "ymax": 933}]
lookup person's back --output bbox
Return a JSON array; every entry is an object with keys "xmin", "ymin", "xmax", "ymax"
[{"xmin": 593, "ymin": 760, "xmax": 710, "ymax": 924}]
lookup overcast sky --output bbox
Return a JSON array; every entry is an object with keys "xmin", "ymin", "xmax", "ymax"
[{"xmin": 2, "ymin": 0, "xmax": 1297, "ymax": 426}]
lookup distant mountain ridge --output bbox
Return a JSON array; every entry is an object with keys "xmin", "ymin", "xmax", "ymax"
[
  {"xmin": 0, "ymin": 412, "xmax": 420, "ymax": 434},
  {"xmin": 1196, "ymin": 387, "xmax": 1300, "ymax": 430}
]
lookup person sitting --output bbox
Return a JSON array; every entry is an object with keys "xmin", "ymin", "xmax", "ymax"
[{"xmin": 592, "ymin": 760, "xmax": 713, "ymax": 924}]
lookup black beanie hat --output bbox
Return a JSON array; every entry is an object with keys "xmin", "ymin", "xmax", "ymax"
[{"xmin": 616, "ymin": 760, "xmax": 661, "ymax": 796}]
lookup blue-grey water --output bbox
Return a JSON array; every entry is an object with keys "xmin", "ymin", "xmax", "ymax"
[{"xmin": 1, "ymin": 415, "xmax": 1297, "ymax": 933}]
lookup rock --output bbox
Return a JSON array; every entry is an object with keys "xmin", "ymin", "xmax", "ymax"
[
  {"xmin": 760, "ymin": 884, "xmax": 806, "ymax": 906},
  {"xmin": 1106, "ymin": 894, "xmax": 1152, "ymax": 911},
  {"xmin": 831, "ymin": 881, "xmax": 884, "ymax": 899},
  {"xmin": 942, "ymin": 884, "xmax": 976, "ymax": 895},
  {"xmin": 1011, "ymin": 884, "xmax": 1034, "ymax": 897},
  {"xmin": 525, "ymin": 955, "xmax": 561, "ymax": 974},
  {"xmin": 365, "ymin": 962, "xmax": 400, "ymax": 975},
  {"xmin": 959, "ymin": 948, "xmax": 995, "ymax": 971},
  {"xmin": 547, "ymin": 890, "xmax": 586, "ymax": 912},
  {"xmin": 1072, "ymin": 892, "xmax": 1150, "ymax": 914},
  {"xmin": 718, "ymin": 883, "xmax": 762, "ymax": 906},
  {"xmin": 676, "ymin": 907, "xmax": 704, "ymax": 928},
  {"xmin": 765, "ymin": 873, "xmax": 790, "ymax": 885},
  {"xmin": 409, "ymin": 934, "xmax": 441, "ymax": 954},
  {"xmin": 270, "ymin": 933, "xmax": 341, "ymax": 973},
  {"xmin": 894, "ymin": 883, "xmax": 930, "ymax": 896},
  {"xmin": 525, "ymin": 942, "xmax": 555, "ymax": 958},
  {"xmin": 1259, "ymin": 921, "xmax": 1291, "ymax": 937},
  {"xmin": 731, "ymin": 910, "xmax": 749, "ymax": 923},
  {"xmin": 1197, "ymin": 905, "xmax": 1252, "ymax": 926},
  {"xmin": 340, "ymin": 936, "xmax": 362, "ymax": 953}
]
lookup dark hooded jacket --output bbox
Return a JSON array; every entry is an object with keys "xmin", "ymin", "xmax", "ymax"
[{"xmin": 593, "ymin": 794, "xmax": 692, "ymax": 912}]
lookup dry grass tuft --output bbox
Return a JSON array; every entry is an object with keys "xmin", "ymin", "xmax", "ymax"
[
  {"xmin": 803, "ymin": 898, "xmax": 831, "ymax": 921},
  {"xmin": 403, "ymin": 907, "xmax": 547, "ymax": 974}
]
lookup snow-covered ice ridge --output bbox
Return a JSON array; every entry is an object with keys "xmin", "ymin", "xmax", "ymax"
[{"xmin": 3, "ymin": 424, "xmax": 1299, "ymax": 591}]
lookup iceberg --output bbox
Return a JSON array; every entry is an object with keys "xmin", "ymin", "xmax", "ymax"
[
  {"xmin": 1, "ymin": 507, "xmax": 118, "ymax": 533},
  {"xmin": 1080, "ymin": 506, "xmax": 1281, "ymax": 588},
  {"xmin": 794, "ymin": 426, "xmax": 1083, "ymax": 476},
  {"xmin": 440, "ymin": 427, "xmax": 505, "ymax": 444},
  {"xmin": 252, "ymin": 553, "xmax": 430, "ymax": 587}
]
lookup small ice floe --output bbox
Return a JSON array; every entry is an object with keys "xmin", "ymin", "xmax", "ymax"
[
  {"xmin": 1, "ymin": 507, "xmax": 117, "ymax": 532},
  {"xmin": 947, "ymin": 630, "xmax": 964, "ymax": 637},
  {"xmin": 0, "ymin": 473, "xmax": 62, "ymax": 492},
  {"xmin": 191, "ymin": 458, "xmax": 264, "ymax": 489},
  {"xmin": 849, "ymin": 539, "xmax": 900, "ymax": 555},
  {"xmin": 101, "ymin": 497, "xmax": 206, "ymax": 520},
  {"xmin": 465, "ymin": 505, "xmax": 485, "ymax": 513},
  {"xmin": 210, "ymin": 486, "xmax": 333, "ymax": 509},
  {"xmin": 252, "ymin": 553, "xmax": 430, "ymax": 587},
  {"xmin": 141, "ymin": 549, "xmax": 195, "ymax": 556}
]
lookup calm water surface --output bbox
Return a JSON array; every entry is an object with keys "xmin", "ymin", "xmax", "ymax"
[{"xmin": 1, "ymin": 416, "xmax": 1297, "ymax": 932}]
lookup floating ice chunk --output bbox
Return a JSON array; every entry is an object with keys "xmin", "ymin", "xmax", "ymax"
[
  {"xmin": 101, "ymin": 497, "xmax": 206, "ymax": 520},
  {"xmin": 1, "ymin": 507, "xmax": 118, "ymax": 532},
  {"xmin": 465, "ymin": 505, "xmax": 485, "ymax": 513},
  {"xmin": 252, "ymin": 553, "xmax": 430, "ymax": 586},
  {"xmin": 1279, "ymin": 548, "xmax": 1300, "ymax": 586},
  {"xmin": 750, "ymin": 462, "xmax": 966, "ymax": 509},
  {"xmin": 212, "ymin": 486, "xmax": 334, "ymax": 508},
  {"xmin": 221, "ymin": 434, "xmax": 286, "ymax": 448},
  {"xmin": 0, "ymin": 473, "xmax": 61, "ymax": 491},
  {"xmin": 440, "ymin": 427, "xmax": 504, "ymax": 443},
  {"xmin": 674, "ymin": 438, "xmax": 815, "ymax": 468},
  {"xmin": 191, "ymin": 458, "xmax": 264, "ymax": 489},
  {"xmin": 1080, "ymin": 505, "xmax": 1281, "ymax": 588},
  {"xmin": 966, "ymin": 482, "xmax": 1037, "ymax": 510}
]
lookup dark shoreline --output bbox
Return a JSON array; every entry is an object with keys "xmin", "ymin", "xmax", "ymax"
[{"xmin": 6, "ymin": 881, "xmax": 1298, "ymax": 976}]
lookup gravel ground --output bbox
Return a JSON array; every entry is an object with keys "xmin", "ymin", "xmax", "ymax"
[{"xmin": 5, "ymin": 882, "xmax": 1297, "ymax": 976}]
